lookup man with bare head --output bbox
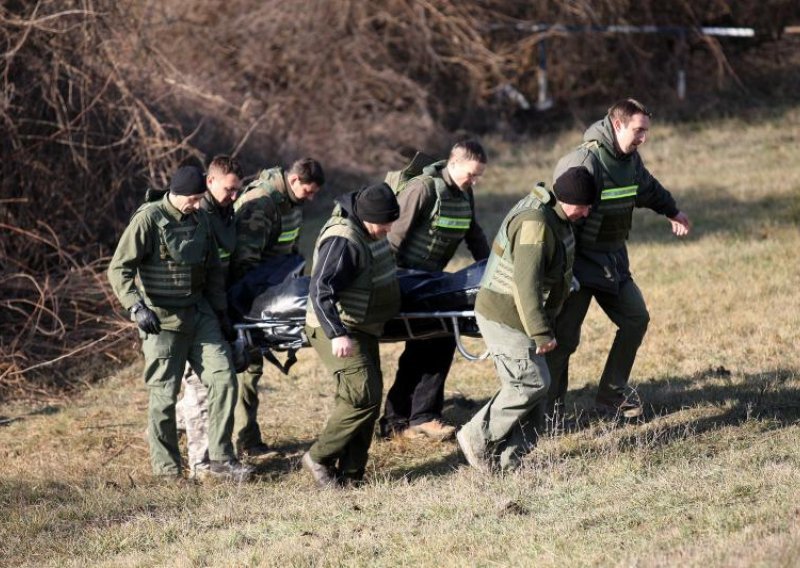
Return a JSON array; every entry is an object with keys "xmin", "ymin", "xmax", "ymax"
[
  {"xmin": 230, "ymin": 157, "xmax": 325, "ymax": 458},
  {"xmin": 380, "ymin": 139, "xmax": 491, "ymax": 441},
  {"xmin": 174, "ymin": 155, "xmax": 250, "ymax": 480},
  {"xmin": 546, "ymin": 98, "xmax": 691, "ymax": 420}
]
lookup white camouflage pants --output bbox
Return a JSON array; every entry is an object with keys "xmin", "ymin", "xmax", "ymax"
[{"xmin": 175, "ymin": 363, "xmax": 210, "ymax": 472}]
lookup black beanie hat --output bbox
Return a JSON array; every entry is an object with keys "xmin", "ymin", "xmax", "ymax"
[
  {"xmin": 170, "ymin": 166, "xmax": 206, "ymax": 196},
  {"xmin": 355, "ymin": 183, "xmax": 400, "ymax": 224},
  {"xmin": 553, "ymin": 167, "xmax": 597, "ymax": 206}
]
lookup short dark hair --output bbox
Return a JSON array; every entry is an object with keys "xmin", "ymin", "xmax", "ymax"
[
  {"xmin": 289, "ymin": 157, "xmax": 325, "ymax": 186},
  {"xmin": 608, "ymin": 99, "xmax": 652, "ymax": 125},
  {"xmin": 207, "ymin": 154, "xmax": 243, "ymax": 178},
  {"xmin": 449, "ymin": 139, "xmax": 487, "ymax": 164}
]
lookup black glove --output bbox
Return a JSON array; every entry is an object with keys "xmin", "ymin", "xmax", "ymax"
[
  {"xmin": 216, "ymin": 310, "xmax": 236, "ymax": 342},
  {"xmin": 230, "ymin": 337, "xmax": 251, "ymax": 373},
  {"xmin": 131, "ymin": 301, "xmax": 161, "ymax": 335}
]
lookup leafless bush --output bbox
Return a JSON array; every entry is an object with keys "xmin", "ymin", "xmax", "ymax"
[{"xmin": 1, "ymin": 0, "xmax": 797, "ymax": 398}]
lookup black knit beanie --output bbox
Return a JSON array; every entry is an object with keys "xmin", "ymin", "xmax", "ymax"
[
  {"xmin": 355, "ymin": 183, "xmax": 400, "ymax": 224},
  {"xmin": 170, "ymin": 166, "xmax": 206, "ymax": 196},
  {"xmin": 553, "ymin": 167, "xmax": 597, "ymax": 205}
]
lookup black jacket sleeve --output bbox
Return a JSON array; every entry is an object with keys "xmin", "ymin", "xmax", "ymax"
[
  {"xmin": 309, "ymin": 236, "xmax": 360, "ymax": 339},
  {"xmin": 635, "ymin": 163, "xmax": 680, "ymax": 218}
]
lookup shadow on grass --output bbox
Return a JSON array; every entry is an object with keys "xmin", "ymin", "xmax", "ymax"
[
  {"xmin": 552, "ymin": 367, "xmax": 800, "ymax": 456},
  {"xmin": 398, "ymin": 366, "xmax": 800, "ymax": 472},
  {"xmin": 0, "ymin": 405, "xmax": 62, "ymax": 427},
  {"xmin": 630, "ymin": 187, "xmax": 800, "ymax": 244},
  {"xmin": 248, "ymin": 438, "xmax": 312, "ymax": 480}
]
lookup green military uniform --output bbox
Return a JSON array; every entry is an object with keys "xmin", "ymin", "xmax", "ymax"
[
  {"xmin": 107, "ymin": 193, "xmax": 237, "ymax": 476},
  {"xmin": 230, "ymin": 167, "xmax": 304, "ymax": 451},
  {"xmin": 177, "ymin": 190, "xmax": 237, "ymax": 473},
  {"xmin": 546, "ymin": 117, "xmax": 680, "ymax": 406},
  {"xmin": 305, "ymin": 197, "xmax": 400, "ymax": 481},
  {"xmin": 388, "ymin": 160, "xmax": 484, "ymax": 272},
  {"xmin": 459, "ymin": 186, "xmax": 575, "ymax": 470},
  {"xmin": 382, "ymin": 160, "xmax": 490, "ymax": 434}
]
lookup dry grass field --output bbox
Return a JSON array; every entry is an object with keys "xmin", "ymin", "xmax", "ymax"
[{"xmin": 1, "ymin": 108, "xmax": 799, "ymax": 567}]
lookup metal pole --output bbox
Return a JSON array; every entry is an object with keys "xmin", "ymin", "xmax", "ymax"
[{"xmin": 536, "ymin": 40, "xmax": 553, "ymax": 111}]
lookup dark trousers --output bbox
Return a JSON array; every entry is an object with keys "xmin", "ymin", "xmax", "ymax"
[
  {"xmin": 306, "ymin": 326, "xmax": 383, "ymax": 480},
  {"xmin": 546, "ymin": 278, "xmax": 650, "ymax": 404},
  {"xmin": 234, "ymin": 346, "xmax": 265, "ymax": 451},
  {"xmin": 382, "ymin": 336, "xmax": 456, "ymax": 428}
]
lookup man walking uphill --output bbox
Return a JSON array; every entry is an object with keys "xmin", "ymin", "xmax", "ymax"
[
  {"xmin": 303, "ymin": 183, "xmax": 401, "ymax": 488},
  {"xmin": 457, "ymin": 169, "xmax": 595, "ymax": 472},
  {"xmin": 546, "ymin": 98, "xmax": 691, "ymax": 418},
  {"xmin": 174, "ymin": 155, "xmax": 247, "ymax": 480},
  {"xmin": 107, "ymin": 165, "xmax": 249, "ymax": 481},
  {"xmin": 231, "ymin": 158, "xmax": 325, "ymax": 457},
  {"xmin": 380, "ymin": 139, "xmax": 490, "ymax": 441}
]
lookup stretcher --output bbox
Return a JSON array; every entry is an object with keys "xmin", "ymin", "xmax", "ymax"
[{"xmin": 229, "ymin": 255, "xmax": 489, "ymax": 373}]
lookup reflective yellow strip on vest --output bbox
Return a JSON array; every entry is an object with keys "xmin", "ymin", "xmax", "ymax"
[
  {"xmin": 218, "ymin": 248, "xmax": 231, "ymax": 260},
  {"xmin": 600, "ymin": 185, "xmax": 638, "ymax": 200},
  {"xmin": 278, "ymin": 228, "xmax": 300, "ymax": 243},
  {"xmin": 433, "ymin": 216, "xmax": 471, "ymax": 230}
]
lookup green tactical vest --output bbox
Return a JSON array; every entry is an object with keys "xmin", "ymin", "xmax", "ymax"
[
  {"xmin": 481, "ymin": 185, "xmax": 575, "ymax": 309},
  {"xmin": 384, "ymin": 151, "xmax": 436, "ymax": 194},
  {"xmin": 200, "ymin": 193, "xmax": 236, "ymax": 280},
  {"xmin": 306, "ymin": 206, "xmax": 400, "ymax": 336},
  {"xmin": 238, "ymin": 167, "xmax": 303, "ymax": 256},
  {"xmin": 578, "ymin": 141, "xmax": 639, "ymax": 250},
  {"xmin": 134, "ymin": 199, "xmax": 213, "ymax": 308},
  {"xmin": 394, "ymin": 161, "xmax": 473, "ymax": 271}
]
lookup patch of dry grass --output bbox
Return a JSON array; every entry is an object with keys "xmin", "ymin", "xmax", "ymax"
[{"xmin": 2, "ymin": 109, "xmax": 800, "ymax": 567}]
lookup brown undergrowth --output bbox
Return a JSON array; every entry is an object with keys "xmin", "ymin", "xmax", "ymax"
[{"xmin": 2, "ymin": 0, "xmax": 799, "ymax": 398}]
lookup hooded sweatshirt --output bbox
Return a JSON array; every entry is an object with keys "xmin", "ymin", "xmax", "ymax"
[{"xmin": 551, "ymin": 117, "xmax": 680, "ymax": 294}]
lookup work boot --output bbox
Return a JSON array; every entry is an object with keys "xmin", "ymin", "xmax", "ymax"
[
  {"xmin": 595, "ymin": 392, "xmax": 643, "ymax": 419},
  {"xmin": 378, "ymin": 417, "xmax": 407, "ymax": 440},
  {"xmin": 406, "ymin": 419, "xmax": 456, "ymax": 441},
  {"xmin": 189, "ymin": 462, "xmax": 211, "ymax": 481},
  {"xmin": 240, "ymin": 442, "xmax": 280, "ymax": 459},
  {"xmin": 301, "ymin": 452, "xmax": 338, "ymax": 488},
  {"xmin": 207, "ymin": 459, "xmax": 254, "ymax": 482},
  {"xmin": 456, "ymin": 427, "xmax": 490, "ymax": 473}
]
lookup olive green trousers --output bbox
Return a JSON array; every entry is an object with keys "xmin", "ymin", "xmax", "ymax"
[
  {"xmin": 142, "ymin": 308, "xmax": 237, "ymax": 475},
  {"xmin": 306, "ymin": 326, "xmax": 383, "ymax": 480},
  {"xmin": 234, "ymin": 346, "xmax": 265, "ymax": 451}
]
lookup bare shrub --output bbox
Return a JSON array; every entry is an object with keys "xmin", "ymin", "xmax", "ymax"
[{"xmin": 1, "ymin": 0, "xmax": 797, "ymax": 397}]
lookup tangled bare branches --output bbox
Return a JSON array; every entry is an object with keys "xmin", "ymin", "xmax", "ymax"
[
  {"xmin": 1, "ymin": 0, "xmax": 797, "ymax": 398},
  {"xmin": 0, "ymin": 1, "xmax": 190, "ymax": 397}
]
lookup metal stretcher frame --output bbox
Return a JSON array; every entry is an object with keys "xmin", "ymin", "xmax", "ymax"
[{"xmin": 234, "ymin": 309, "xmax": 489, "ymax": 363}]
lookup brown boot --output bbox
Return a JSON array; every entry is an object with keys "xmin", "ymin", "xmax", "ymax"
[
  {"xmin": 301, "ymin": 452, "xmax": 338, "ymax": 488},
  {"xmin": 595, "ymin": 393, "xmax": 643, "ymax": 419},
  {"xmin": 406, "ymin": 419, "xmax": 456, "ymax": 441},
  {"xmin": 456, "ymin": 427, "xmax": 490, "ymax": 473}
]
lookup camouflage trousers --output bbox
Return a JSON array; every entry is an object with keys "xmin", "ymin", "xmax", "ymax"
[{"xmin": 176, "ymin": 364, "xmax": 210, "ymax": 473}]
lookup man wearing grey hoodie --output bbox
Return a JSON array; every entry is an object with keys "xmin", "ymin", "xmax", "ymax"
[{"xmin": 546, "ymin": 99, "xmax": 691, "ymax": 418}]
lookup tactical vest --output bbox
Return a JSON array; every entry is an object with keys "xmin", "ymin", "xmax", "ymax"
[
  {"xmin": 482, "ymin": 185, "xmax": 575, "ymax": 308},
  {"xmin": 578, "ymin": 141, "xmax": 639, "ymax": 250},
  {"xmin": 238, "ymin": 167, "xmax": 303, "ymax": 256},
  {"xmin": 306, "ymin": 206, "xmax": 400, "ymax": 336},
  {"xmin": 201, "ymin": 193, "xmax": 236, "ymax": 279},
  {"xmin": 135, "ymin": 199, "xmax": 213, "ymax": 308},
  {"xmin": 395, "ymin": 161, "xmax": 473, "ymax": 271}
]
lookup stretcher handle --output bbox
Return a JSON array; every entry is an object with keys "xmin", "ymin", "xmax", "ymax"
[{"xmin": 449, "ymin": 315, "xmax": 489, "ymax": 361}]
